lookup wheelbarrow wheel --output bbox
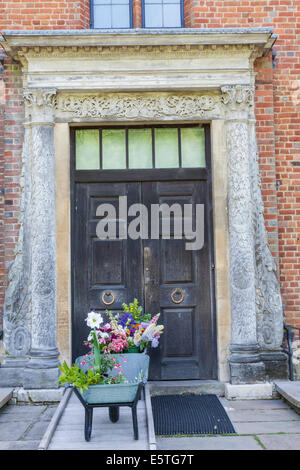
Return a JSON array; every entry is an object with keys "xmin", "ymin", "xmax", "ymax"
[{"xmin": 109, "ymin": 406, "xmax": 120, "ymax": 422}]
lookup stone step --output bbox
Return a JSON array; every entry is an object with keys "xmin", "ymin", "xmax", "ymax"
[
  {"xmin": 274, "ymin": 381, "xmax": 300, "ymax": 411},
  {"xmin": 148, "ymin": 380, "xmax": 225, "ymax": 397},
  {"xmin": 0, "ymin": 388, "xmax": 13, "ymax": 410}
]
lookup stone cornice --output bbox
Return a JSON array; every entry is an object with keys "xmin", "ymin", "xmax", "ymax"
[{"xmin": 1, "ymin": 27, "xmax": 276, "ymax": 59}]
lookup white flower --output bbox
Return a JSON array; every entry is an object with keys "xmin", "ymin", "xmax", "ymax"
[
  {"xmin": 85, "ymin": 311, "xmax": 103, "ymax": 329},
  {"xmin": 99, "ymin": 331, "xmax": 109, "ymax": 339}
]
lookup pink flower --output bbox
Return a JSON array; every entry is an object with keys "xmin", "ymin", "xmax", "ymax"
[{"xmin": 81, "ymin": 360, "xmax": 86, "ymax": 366}]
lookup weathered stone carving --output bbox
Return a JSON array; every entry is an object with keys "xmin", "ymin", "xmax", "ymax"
[
  {"xmin": 24, "ymin": 89, "xmax": 56, "ymax": 123},
  {"xmin": 3, "ymin": 125, "xmax": 32, "ymax": 358},
  {"xmin": 221, "ymin": 85, "xmax": 254, "ymax": 111},
  {"xmin": 225, "ymin": 118, "xmax": 257, "ymax": 347},
  {"xmin": 248, "ymin": 121, "xmax": 284, "ymax": 351},
  {"xmin": 57, "ymin": 93, "xmax": 221, "ymax": 120}
]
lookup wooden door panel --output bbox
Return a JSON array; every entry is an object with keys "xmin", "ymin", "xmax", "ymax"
[
  {"xmin": 72, "ymin": 182, "xmax": 143, "ymax": 360},
  {"xmin": 142, "ymin": 180, "xmax": 216, "ymax": 380}
]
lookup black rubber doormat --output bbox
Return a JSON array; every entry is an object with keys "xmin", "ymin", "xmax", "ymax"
[{"xmin": 151, "ymin": 394, "xmax": 236, "ymax": 436}]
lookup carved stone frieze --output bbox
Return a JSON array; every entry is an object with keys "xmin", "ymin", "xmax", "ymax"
[{"xmin": 56, "ymin": 93, "xmax": 222, "ymax": 121}]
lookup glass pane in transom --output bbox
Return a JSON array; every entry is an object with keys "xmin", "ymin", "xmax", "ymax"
[
  {"xmin": 181, "ymin": 127, "xmax": 206, "ymax": 168},
  {"xmin": 128, "ymin": 128, "xmax": 153, "ymax": 169},
  {"xmin": 102, "ymin": 129, "xmax": 126, "ymax": 169},
  {"xmin": 75, "ymin": 129, "xmax": 100, "ymax": 170},
  {"xmin": 155, "ymin": 128, "xmax": 179, "ymax": 168}
]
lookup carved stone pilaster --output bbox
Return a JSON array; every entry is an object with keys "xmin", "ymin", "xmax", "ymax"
[
  {"xmin": 222, "ymin": 85, "xmax": 266, "ymax": 384},
  {"xmin": 0, "ymin": 88, "xmax": 59, "ymax": 389},
  {"xmin": 23, "ymin": 89, "xmax": 59, "ymax": 388}
]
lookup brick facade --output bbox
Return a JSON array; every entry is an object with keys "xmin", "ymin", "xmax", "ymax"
[{"xmin": 0, "ymin": 0, "xmax": 299, "ymax": 331}]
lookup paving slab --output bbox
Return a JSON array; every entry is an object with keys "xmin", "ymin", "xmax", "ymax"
[
  {"xmin": 0, "ymin": 405, "xmax": 46, "ymax": 423},
  {"xmin": 157, "ymin": 436, "xmax": 263, "ymax": 450},
  {"xmin": 23, "ymin": 420, "xmax": 53, "ymax": 440},
  {"xmin": 258, "ymin": 433, "xmax": 300, "ymax": 450},
  {"xmin": 225, "ymin": 408, "xmax": 300, "ymax": 422},
  {"xmin": 0, "ymin": 402, "xmax": 57, "ymax": 450},
  {"xmin": 234, "ymin": 420, "xmax": 300, "ymax": 435},
  {"xmin": 219, "ymin": 398, "xmax": 288, "ymax": 410},
  {"xmin": 0, "ymin": 420, "xmax": 32, "ymax": 441},
  {"xmin": 0, "ymin": 440, "xmax": 40, "ymax": 450}
]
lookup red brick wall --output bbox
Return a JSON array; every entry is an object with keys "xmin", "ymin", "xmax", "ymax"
[
  {"xmin": 0, "ymin": 0, "xmax": 300, "ymax": 330},
  {"xmin": 1, "ymin": 0, "xmax": 90, "ymax": 30}
]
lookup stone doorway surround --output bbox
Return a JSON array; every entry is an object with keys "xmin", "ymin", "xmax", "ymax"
[{"xmin": 0, "ymin": 28, "xmax": 287, "ymax": 389}]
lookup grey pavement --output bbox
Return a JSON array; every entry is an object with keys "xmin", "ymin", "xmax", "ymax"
[
  {"xmin": 0, "ymin": 401, "xmax": 57, "ymax": 450},
  {"xmin": 156, "ymin": 397, "xmax": 300, "ymax": 450},
  {"xmin": 1, "ymin": 393, "xmax": 300, "ymax": 450}
]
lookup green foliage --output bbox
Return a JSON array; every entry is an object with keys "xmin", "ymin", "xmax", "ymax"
[
  {"xmin": 58, "ymin": 361, "xmax": 104, "ymax": 393},
  {"xmin": 92, "ymin": 329, "xmax": 101, "ymax": 373},
  {"xmin": 122, "ymin": 298, "xmax": 151, "ymax": 323}
]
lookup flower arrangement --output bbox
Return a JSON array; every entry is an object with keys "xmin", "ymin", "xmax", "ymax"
[
  {"xmin": 59, "ymin": 310, "xmax": 128, "ymax": 392},
  {"xmin": 84, "ymin": 299, "xmax": 164, "ymax": 354},
  {"xmin": 59, "ymin": 300, "xmax": 162, "ymax": 391}
]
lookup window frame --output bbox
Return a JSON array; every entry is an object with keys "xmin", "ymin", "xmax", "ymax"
[
  {"xmin": 90, "ymin": 0, "xmax": 134, "ymax": 29},
  {"xmin": 73, "ymin": 123, "xmax": 206, "ymax": 171},
  {"xmin": 141, "ymin": 0, "xmax": 185, "ymax": 29}
]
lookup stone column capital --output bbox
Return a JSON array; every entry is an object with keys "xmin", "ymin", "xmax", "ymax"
[
  {"xmin": 221, "ymin": 84, "xmax": 255, "ymax": 120},
  {"xmin": 24, "ymin": 88, "xmax": 56, "ymax": 125}
]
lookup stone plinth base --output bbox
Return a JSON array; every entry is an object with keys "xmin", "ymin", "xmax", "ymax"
[
  {"xmin": 225, "ymin": 383, "xmax": 273, "ymax": 400},
  {"xmin": 0, "ymin": 356, "xmax": 60, "ymax": 390},
  {"xmin": 229, "ymin": 360, "xmax": 266, "ymax": 385},
  {"xmin": 11, "ymin": 387, "xmax": 64, "ymax": 404}
]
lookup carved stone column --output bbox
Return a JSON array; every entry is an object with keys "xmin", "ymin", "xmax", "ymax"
[
  {"xmin": 222, "ymin": 85, "xmax": 266, "ymax": 384},
  {"xmin": 22, "ymin": 89, "xmax": 59, "ymax": 388}
]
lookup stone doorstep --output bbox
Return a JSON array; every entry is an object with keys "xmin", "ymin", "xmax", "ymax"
[
  {"xmin": 149, "ymin": 380, "xmax": 225, "ymax": 397},
  {"xmin": 274, "ymin": 381, "xmax": 300, "ymax": 410},
  {"xmin": 12, "ymin": 387, "xmax": 64, "ymax": 404},
  {"xmin": 225, "ymin": 383, "xmax": 274, "ymax": 400},
  {"xmin": 0, "ymin": 388, "xmax": 13, "ymax": 409}
]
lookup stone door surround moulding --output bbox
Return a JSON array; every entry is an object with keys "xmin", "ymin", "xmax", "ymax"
[{"xmin": 0, "ymin": 27, "xmax": 287, "ymax": 389}]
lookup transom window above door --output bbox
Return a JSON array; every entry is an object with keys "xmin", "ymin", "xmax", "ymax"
[
  {"xmin": 90, "ymin": 0, "xmax": 184, "ymax": 29},
  {"xmin": 75, "ymin": 126, "xmax": 205, "ymax": 170}
]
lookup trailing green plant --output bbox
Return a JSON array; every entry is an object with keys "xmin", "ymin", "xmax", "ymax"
[{"xmin": 58, "ymin": 361, "xmax": 104, "ymax": 393}]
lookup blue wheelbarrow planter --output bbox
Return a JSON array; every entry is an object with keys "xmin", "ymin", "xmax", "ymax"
[{"xmin": 72, "ymin": 353, "xmax": 150, "ymax": 442}]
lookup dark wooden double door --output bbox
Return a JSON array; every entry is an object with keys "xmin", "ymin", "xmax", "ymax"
[{"xmin": 72, "ymin": 176, "xmax": 217, "ymax": 380}]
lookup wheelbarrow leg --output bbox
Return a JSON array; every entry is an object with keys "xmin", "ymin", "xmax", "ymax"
[
  {"xmin": 109, "ymin": 406, "xmax": 120, "ymax": 422},
  {"xmin": 84, "ymin": 407, "xmax": 93, "ymax": 441},
  {"xmin": 132, "ymin": 404, "xmax": 139, "ymax": 440}
]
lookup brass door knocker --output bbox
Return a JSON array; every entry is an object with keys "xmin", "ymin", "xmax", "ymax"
[
  {"xmin": 102, "ymin": 291, "xmax": 115, "ymax": 306},
  {"xmin": 170, "ymin": 288, "xmax": 184, "ymax": 304}
]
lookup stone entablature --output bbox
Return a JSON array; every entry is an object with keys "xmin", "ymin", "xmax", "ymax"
[{"xmin": 0, "ymin": 28, "xmax": 287, "ymax": 388}]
